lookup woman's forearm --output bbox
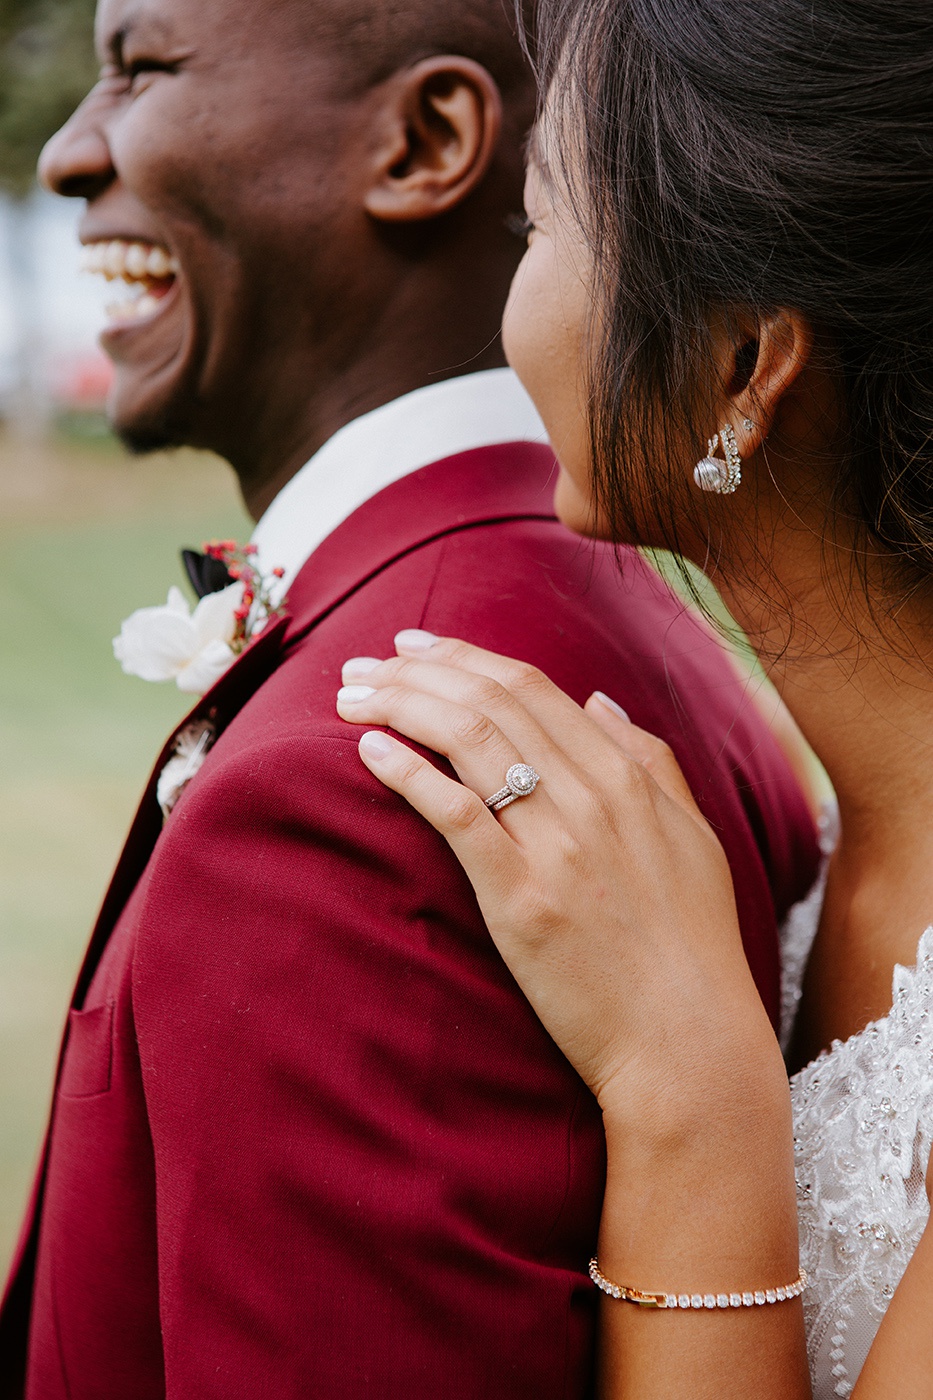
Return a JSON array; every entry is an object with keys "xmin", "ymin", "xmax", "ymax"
[{"xmin": 595, "ymin": 1026, "xmax": 811, "ymax": 1400}]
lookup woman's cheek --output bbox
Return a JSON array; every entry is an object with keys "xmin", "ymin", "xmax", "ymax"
[
  {"xmin": 504, "ymin": 243, "xmax": 600, "ymax": 534},
  {"xmin": 502, "ymin": 249, "xmax": 542, "ymax": 395}
]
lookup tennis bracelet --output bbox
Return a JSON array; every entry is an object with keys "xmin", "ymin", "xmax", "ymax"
[{"xmin": 589, "ymin": 1257, "xmax": 809, "ymax": 1310}]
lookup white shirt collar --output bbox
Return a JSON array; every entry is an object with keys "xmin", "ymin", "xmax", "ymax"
[{"xmin": 251, "ymin": 368, "xmax": 547, "ymax": 596}]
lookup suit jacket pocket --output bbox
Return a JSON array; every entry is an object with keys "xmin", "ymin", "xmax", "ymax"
[{"xmin": 59, "ymin": 1002, "xmax": 114, "ymax": 1099}]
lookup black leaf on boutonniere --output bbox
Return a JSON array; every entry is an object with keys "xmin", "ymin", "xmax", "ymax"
[{"xmin": 181, "ymin": 548, "xmax": 236, "ymax": 599}]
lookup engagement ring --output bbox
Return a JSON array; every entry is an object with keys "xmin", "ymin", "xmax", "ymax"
[{"xmin": 483, "ymin": 763, "xmax": 540, "ymax": 812}]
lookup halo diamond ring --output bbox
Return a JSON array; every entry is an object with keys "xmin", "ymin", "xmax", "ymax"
[{"xmin": 483, "ymin": 763, "xmax": 540, "ymax": 812}]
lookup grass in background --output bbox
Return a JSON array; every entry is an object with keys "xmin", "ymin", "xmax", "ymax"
[{"xmin": 0, "ymin": 425, "xmax": 248, "ymax": 1270}]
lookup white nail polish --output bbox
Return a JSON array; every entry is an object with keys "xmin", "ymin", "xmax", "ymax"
[
  {"xmin": 395, "ymin": 628, "xmax": 438, "ymax": 651},
  {"xmin": 342, "ymin": 656, "xmax": 381, "ymax": 680},
  {"xmin": 337, "ymin": 686, "xmax": 376, "ymax": 704},
  {"xmin": 593, "ymin": 691, "xmax": 630, "ymax": 722},
  {"xmin": 359, "ymin": 731, "xmax": 394, "ymax": 759}
]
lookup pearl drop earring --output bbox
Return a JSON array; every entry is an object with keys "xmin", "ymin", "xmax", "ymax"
[{"xmin": 693, "ymin": 423, "xmax": 742, "ymax": 494}]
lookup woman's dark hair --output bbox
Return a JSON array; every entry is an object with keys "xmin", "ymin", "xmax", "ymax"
[{"xmin": 525, "ymin": 0, "xmax": 933, "ymax": 600}]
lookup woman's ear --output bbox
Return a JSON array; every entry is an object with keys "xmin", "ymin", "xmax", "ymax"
[
  {"xmin": 363, "ymin": 56, "xmax": 503, "ymax": 223},
  {"xmin": 718, "ymin": 309, "xmax": 814, "ymax": 457}
]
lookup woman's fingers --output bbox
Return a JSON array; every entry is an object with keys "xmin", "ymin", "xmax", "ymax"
[
  {"xmin": 356, "ymin": 729, "xmax": 526, "ymax": 904},
  {"xmin": 336, "ymin": 681, "xmax": 566, "ymax": 845},
  {"xmin": 337, "ymin": 681, "xmax": 525, "ymax": 789},
  {"xmin": 585, "ymin": 692, "xmax": 706, "ymax": 826},
  {"xmin": 393, "ymin": 630, "xmax": 582, "ymax": 721},
  {"xmin": 387, "ymin": 637, "xmax": 694, "ymax": 809},
  {"xmin": 343, "ymin": 633, "xmax": 706, "ymax": 830},
  {"xmin": 342, "ymin": 645, "xmax": 635, "ymax": 789},
  {"xmin": 346, "ymin": 637, "xmax": 584, "ymax": 749},
  {"xmin": 339, "ymin": 653, "xmax": 578, "ymax": 796}
]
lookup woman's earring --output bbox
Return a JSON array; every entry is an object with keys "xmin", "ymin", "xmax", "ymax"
[{"xmin": 693, "ymin": 423, "xmax": 742, "ymax": 494}]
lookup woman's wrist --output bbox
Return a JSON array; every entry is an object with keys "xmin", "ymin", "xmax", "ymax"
[
  {"xmin": 594, "ymin": 1034, "xmax": 799, "ymax": 1296},
  {"xmin": 596, "ymin": 993, "xmax": 789, "ymax": 1152},
  {"xmin": 601, "ymin": 1063, "xmax": 793, "ymax": 1192}
]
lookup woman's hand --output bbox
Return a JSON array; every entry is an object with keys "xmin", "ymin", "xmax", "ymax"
[{"xmin": 336, "ymin": 628, "xmax": 779, "ymax": 1127}]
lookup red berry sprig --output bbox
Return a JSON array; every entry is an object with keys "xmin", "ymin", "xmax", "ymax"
[{"xmin": 202, "ymin": 540, "xmax": 287, "ymax": 653}]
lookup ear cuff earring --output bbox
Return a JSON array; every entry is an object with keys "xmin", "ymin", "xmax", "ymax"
[{"xmin": 693, "ymin": 423, "xmax": 742, "ymax": 494}]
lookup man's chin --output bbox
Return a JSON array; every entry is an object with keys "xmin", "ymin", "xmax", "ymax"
[
  {"xmin": 108, "ymin": 388, "xmax": 194, "ymax": 457},
  {"xmin": 116, "ymin": 421, "xmax": 188, "ymax": 456}
]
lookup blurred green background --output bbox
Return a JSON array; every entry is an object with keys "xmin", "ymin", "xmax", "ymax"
[{"xmin": 0, "ymin": 427, "xmax": 248, "ymax": 1271}]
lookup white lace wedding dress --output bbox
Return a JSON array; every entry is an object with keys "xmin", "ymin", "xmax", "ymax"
[{"xmin": 782, "ymin": 812, "xmax": 933, "ymax": 1398}]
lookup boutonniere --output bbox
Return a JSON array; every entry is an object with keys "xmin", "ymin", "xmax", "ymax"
[{"xmin": 113, "ymin": 541, "xmax": 286, "ymax": 696}]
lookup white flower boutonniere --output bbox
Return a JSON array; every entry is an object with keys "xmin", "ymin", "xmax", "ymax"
[
  {"xmin": 114, "ymin": 582, "xmax": 244, "ymax": 695},
  {"xmin": 114, "ymin": 541, "xmax": 286, "ymax": 697}
]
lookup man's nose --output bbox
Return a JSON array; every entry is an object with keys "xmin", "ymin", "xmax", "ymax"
[{"xmin": 38, "ymin": 104, "xmax": 115, "ymax": 200}]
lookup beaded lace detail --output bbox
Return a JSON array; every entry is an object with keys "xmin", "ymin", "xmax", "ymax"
[{"xmin": 782, "ymin": 816, "xmax": 933, "ymax": 1398}]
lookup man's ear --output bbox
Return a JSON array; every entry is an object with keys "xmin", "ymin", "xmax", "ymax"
[
  {"xmin": 363, "ymin": 56, "xmax": 503, "ymax": 223},
  {"xmin": 715, "ymin": 308, "xmax": 814, "ymax": 457}
]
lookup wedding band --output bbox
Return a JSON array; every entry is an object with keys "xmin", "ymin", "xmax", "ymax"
[{"xmin": 483, "ymin": 763, "xmax": 540, "ymax": 812}]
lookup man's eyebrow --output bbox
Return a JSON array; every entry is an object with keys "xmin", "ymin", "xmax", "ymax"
[{"xmin": 101, "ymin": 13, "xmax": 176, "ymax": 64}]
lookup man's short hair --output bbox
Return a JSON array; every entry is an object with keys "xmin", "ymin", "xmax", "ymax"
[{"xmin": 298, "ymin": 0, "xmax": 532, "ymax": 96}]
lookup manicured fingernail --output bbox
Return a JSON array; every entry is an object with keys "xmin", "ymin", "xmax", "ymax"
[
  {"xmin": 337, "ymin": 685, "xmax": 376, "ymax": 704},
  {"xmin": 342, "ymin": 656, "xmax": 381, "ymax": 680},
  {"xmin": 395, "ymin": 629, "xmax": 438, "ymax": 651},
  {"xmin": 359, "ymin": 731, "xmax": 394, "ymax": 760},
  {"xmin": 592, "ymin": 691, "xmax": 630, "ymax": 722}
]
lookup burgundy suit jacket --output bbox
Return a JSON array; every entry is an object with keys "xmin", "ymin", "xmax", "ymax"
[{"xmin": 0, "ymin": 442, "xmax": 818, "ymax": 1399}]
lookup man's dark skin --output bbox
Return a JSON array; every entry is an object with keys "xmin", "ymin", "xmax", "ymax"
[{"xmin": 40, "ymin": 0, "xmax": 535, "ymax": 517}]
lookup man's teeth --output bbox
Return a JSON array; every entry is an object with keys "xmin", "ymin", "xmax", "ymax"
[
  {"xmin": 80, "ymin": 239, "xmax": 178, "ymax": 282},
  {"xmin": 105, "ymin": 289, "xmax": 163, "ymax": 324},
  {"xmin": 81, "ymin": 239, "xmax": 178, "ymax": 324}
]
